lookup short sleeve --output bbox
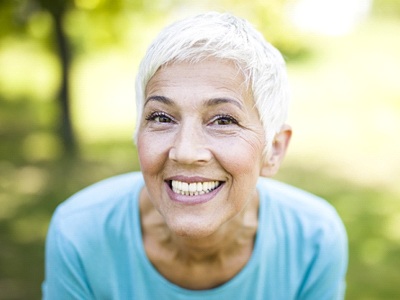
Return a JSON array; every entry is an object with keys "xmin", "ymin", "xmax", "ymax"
[
  {"xmin": 42, "ymin": 211, "xmax": 94, "ymax": 300},
  {"xmin": 296, "ymin": 219, "xmax": 348, "ymax": 300}
]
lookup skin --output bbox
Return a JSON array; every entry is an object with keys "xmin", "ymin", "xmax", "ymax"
[{"xmin": 137, "ymin": 58, "xmax": 291, "ymax": 290}]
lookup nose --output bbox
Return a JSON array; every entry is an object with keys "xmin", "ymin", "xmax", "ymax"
[{"xmin": 168, "ymin": 120, "xmax": 212, "ymax": 165}]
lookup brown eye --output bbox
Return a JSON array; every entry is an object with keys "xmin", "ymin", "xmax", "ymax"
[
  {"xmin": 155, "ymin": 115, "xmax": 172, "ymax": 123},
  {"xmin": 145, "ymin": 112, "xmax": 174, "ymax": 123},
  {"xmin": 212, "ymin": 114, "xmax": 238, "ymax": 126}
]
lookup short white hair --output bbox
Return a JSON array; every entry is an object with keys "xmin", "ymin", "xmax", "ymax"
[{"xmin": 134, "ymin": 12, "xmax": 289, "ymax": 156}]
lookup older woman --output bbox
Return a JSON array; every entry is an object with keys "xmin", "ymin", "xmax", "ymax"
[{"xmin": 43, "ymin": 12, "xmax": 348, "ymax": 299}]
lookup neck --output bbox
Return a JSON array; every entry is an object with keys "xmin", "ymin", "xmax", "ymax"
[
  {"xmin": 139, "ymin": 189, "xmax": 259, "ymax": 289},
  {"xmin": 140, "ymin": 188, "xmax": 259, "ymax": 263},
  {"xmin": 176, "ymin": 206, "xmax": 258, "ymax": 262}
]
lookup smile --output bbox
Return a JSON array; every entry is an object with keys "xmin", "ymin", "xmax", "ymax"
[{"xmin": 170, "ymin": 180, "xmax": 222, "ymax": 196}]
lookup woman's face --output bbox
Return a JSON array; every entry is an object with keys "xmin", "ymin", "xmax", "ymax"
[{"xmin": 137, "ymin": 58, "xmax": 267, "ymax": 238}]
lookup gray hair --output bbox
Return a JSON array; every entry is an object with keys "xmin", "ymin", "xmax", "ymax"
[{"xmin": 134, "ymin": 12, "xmax": 289, "ymax": 156}]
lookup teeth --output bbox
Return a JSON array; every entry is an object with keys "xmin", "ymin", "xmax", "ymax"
[{"xmin": 171, "ymin": 180, "xmax": 221, "ymax": 196}]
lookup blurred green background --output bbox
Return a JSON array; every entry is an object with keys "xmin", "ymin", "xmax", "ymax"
[{"xmin": 1, "ymin": 0, "xmax": 399, "ymax": 299}]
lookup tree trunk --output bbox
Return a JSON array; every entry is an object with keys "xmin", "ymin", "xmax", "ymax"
[{"xmin": 53, "ymin": 12, "xmax": 77, "ymax": 156}]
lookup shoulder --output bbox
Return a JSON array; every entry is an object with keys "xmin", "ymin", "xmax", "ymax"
[
  {"xmin": 50, "ymin": 172, "xmax": 144, "ymax": 238},
  {"xmin": 257, "ymin": 177, "xmax": 346, "ymax": 242},
  {"xmin": 256, "ymin": 177, "xmax": 348, "ymax": 295},
  {"xmin": 56, "ymin": 172, "xmax": 143, "ymax": 215},
  {"xmin": 258, "ymin": 177, "xmax": 341, "ymax": 219}
]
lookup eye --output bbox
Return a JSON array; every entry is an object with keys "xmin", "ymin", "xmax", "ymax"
[
  {"xmin": 145, "ymin": 112, "xmax": 174, "ymax": 123},
  {"xmin": 211, "ymin": 114, "xmax": 239, "ymax": 126}
]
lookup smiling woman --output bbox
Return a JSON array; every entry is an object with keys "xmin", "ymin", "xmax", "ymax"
[
  {"xmin": 138, "ymin": 59, "xmax": 266, "ymax": 241},
  {"xmin": 42, "ymin": 12, "xmax": 348, "ymax": 300}
]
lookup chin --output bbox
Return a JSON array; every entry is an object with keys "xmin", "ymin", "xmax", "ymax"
[{"xmin": 167, "ymin": 219, "xmax": 220, "ymax": 239}]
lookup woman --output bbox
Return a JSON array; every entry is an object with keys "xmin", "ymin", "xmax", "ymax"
[{"xmin": 43, "ymin": 12, "xmax": 348, "ymax": 299}]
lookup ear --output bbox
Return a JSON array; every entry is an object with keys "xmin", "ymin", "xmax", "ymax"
[{"xmin": 260, "ymin": 124, "xmax": 292, "ymax": 177}]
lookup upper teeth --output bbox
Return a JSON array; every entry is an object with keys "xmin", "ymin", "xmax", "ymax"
[{"xmin": 171, "ymin": 180, "xmax": 221, "ymax": 196}]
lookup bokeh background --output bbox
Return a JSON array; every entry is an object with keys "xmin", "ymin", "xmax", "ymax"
[{"xmin": 1, "ymin": 0, "xmax": 399, "ymax": 299}]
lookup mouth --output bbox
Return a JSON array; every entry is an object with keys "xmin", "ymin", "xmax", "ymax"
[{"xmin": 168, "ymin": 180, "xmax": 223, "ymax": 196}]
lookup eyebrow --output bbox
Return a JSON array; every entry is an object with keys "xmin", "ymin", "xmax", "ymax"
[
  {"xmin": 144, "ymin": 95, "xmax": 173, "ymax": 107},
  {"xmin": 144, "ymin": 95, "xmax": 243, "ymax": 110},
  {"xmin": 205, "ymin": 97, "xmax": 243, "ymax": 110}
]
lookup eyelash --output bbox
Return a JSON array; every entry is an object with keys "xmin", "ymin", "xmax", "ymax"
[
  {"xmin": 145, "ymin": 111, "xmax": 174, "ymax": 123},
  {"xmin": 211, "ymin": 114, "xmax": 239, "ymax": 126},
  {"xmin": 144, "ymin": 112, "xmax": 239, "ymax": 126}
]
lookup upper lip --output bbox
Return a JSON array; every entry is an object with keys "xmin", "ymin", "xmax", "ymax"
[{"xmin": 165, "ymin": 175, "xmax": 223, "ymax": 183}]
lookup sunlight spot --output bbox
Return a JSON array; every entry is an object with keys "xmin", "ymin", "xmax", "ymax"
[
  {"xmin": 287, "ymin": 0, "xmax": 372, "ymax": 35},
  {"xmin": 15, "ymin": 166, "xmax": 48, "ymax": 195},
  {"xmin": 72, "ymin": 50, "xmax": 136, "ymax": 142},
  {"xmin": 0, "ymin": 39, "xmax": 59, "ymax": 101}
]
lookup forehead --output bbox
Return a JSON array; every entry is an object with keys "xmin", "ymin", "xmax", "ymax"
[{"xmin": 145, "ymin": 58, "xmax": 251, "ymax": 103}]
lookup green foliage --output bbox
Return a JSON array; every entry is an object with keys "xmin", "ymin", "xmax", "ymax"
[{"xmin": 373, "ymin": 0, "xmax": 400, "ymax": 18}]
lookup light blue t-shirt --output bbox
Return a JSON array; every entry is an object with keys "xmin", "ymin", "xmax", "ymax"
[{"xmin": 43, "ymin": 172, "xmax": 347, "ymax": 300}]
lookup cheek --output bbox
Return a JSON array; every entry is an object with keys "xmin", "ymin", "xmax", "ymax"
[
  {"xmin": 137, "ymin": 133, "xmax": 169, "ymax": 174},
  {"xmin": 214, "ymin": 134, "xmax": 265, "ymax": 172}
]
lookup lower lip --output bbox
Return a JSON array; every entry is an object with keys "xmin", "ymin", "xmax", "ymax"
[{"xmin": 165, "ymin": 182, "xmax": 224, "ymax": 205}]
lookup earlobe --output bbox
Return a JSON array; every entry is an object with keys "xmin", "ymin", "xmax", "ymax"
[{"xmin": 260, "ymin": 124, "xmax": 292, "ymax": 177}]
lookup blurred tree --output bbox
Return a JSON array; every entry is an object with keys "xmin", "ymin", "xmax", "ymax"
[
  {"xmin": 0, "ymin": 0, "xmax": 77, "ymax": 155},
  {"xmin": 41, "ymin": 0, "xmax": 76, "ymax": 155},
  {"xmin": 0, "ymin": 0, "xmax": 307, "ymax": 157},
  {"xmin": 0, "ymin": 0, "xmax": 166, "ymax": 156}
]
